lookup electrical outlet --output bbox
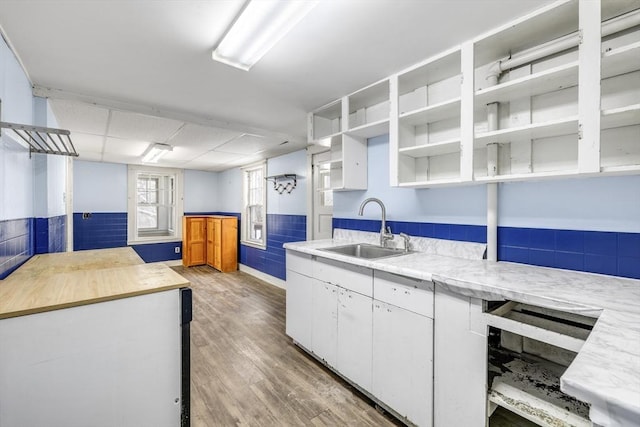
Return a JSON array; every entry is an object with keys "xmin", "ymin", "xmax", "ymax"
[{"xmin": 175, "ymin": 246, "xmax": 181, "ymax": 254}]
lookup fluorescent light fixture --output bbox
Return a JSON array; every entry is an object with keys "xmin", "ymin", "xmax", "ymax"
[
  {"xmin": 141, "ymin": 143, "xmax": 173, "ymax": 163},
  {"xmin": 212, "ymin": 0, "xmax": 318, "ymax": 71}
]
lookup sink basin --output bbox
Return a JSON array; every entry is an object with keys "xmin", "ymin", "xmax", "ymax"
[{"xmin": 319, "ymin": 243, "xmax": 412, "ymax": 259}]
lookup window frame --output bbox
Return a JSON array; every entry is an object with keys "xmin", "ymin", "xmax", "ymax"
[
  {"xmin": 241, "ymin": 161, "xmax": 267, "ymax": 249},
  {"xmin": 127, "ymin": 165, "xmax": 184, "ymax": 245}
]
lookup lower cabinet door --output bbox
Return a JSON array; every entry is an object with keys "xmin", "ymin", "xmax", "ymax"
[
  {"xmin": 285, "ymin": 270, "xmax": 313, "ymax": 350},
  {"xmin": 311, "ymin": 280, "xmax": 338, "ymax": 368},
  {"xmin": 373, "ymin": 301, "xmax": 433, "ymax": 427},
  {"xmin": 337, "ymin": 289, "xmax": 373, "ymax": 391}
]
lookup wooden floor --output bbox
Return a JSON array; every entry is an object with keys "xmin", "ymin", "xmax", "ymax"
[{"xmin": 173, "ymin": 265, "xmax": 402, "ymax": 427}]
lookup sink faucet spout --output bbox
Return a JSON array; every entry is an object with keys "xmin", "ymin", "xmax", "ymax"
[{"xmin": 358, "ymin": 197, "xmax": 394, "ymax": 247}]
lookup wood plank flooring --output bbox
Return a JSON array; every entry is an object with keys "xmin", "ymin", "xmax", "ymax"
[{"xmin": 173, "ymin": 266, "xmax": 402, "ymax": 427}]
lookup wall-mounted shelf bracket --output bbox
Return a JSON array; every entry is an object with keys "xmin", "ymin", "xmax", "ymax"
[
  {"xmin": 0, "ymin": 100, "xmax": 78, "ymax": 158},
  {"xmin": 265, "ymin": 174, "xmax": 297, "ymax": 194}
]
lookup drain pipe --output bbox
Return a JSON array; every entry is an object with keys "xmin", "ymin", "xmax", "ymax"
[
  {"xmin": 483, "ymin": 8, "xmax": 640, "ymax": 262},
  {"xmin": 486, "ymin": 74, "xmax": 499, "ymax": 262},
  {"xmin": 487, "ymin": 8, "xmax": 640, "ymax": 78}
]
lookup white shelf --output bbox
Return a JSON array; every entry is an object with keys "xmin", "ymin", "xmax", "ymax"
[
  {"xmin": 475, "ymin": 116, "xmax": 579, "ymax": 147},
  {"xmin": 346, "ymin": 118, "xmax": 390, "ymax": 138},
  {"xmin": 399, "ymin": 98, "xmax": 461, "ymax": 126},
  {"xmin": 398, "ymin": 178, "xmax": 466, "ymax": 188},
  {"xmin": 601, "ymin": 104, "xmax": 640, "ymax": 130},
  {"xmin": 602, "ymin": 41, "xmax": 640, "ymax": 79},
  {"xmin": 475, "ymin": 61, "xmax": 579, "ymax": 105},
  {"xmin": 600, "ymin": 164, "xmax": 640, "ymax": 175},
  {"xmin": 475, "ymin": 170, "xmax": 580, "ymax": 183},
  {"xmin": 399, "ymin": 138, "xmax": 460, "ymax": 158}
]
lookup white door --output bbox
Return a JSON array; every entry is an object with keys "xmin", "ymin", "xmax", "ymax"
[{"xmin": 312, "ymin": 151, "xmax": 333, "ymax": 240}]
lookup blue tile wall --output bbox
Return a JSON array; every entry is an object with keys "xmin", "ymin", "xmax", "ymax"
[
  {"xmin": 73, "ymin": 212, "xmax": 127, "ymax": 251},
  {"xmin": 499, "ymin": 227, "xmax": 640, "ymax": 279},
  {"xmin": 0, "ymin": 218, "xmax": 35, "ymax": 279},
  {"xmin": 48, "ymin": 215, "xmax": 67, "ymax": 253},
  {"xmin": 333, "ymin": 218, "xmax": 640, "ymax": 279},
  {"xmin": 240, "ymin": 213, "xmax": 306, "ymax": 280},
  {"xmin": 332, "ymin": 218, "xmax": 487, "ymax": 243},
  {"xmin": 132, "ymin": 242, "xmax": 182, "ymax": 263},
  {"xmin": 34, "ymin": 215, "xmax": 67, "ymax": 254}
]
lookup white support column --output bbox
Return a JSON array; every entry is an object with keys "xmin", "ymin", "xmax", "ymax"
[
  {"xmin": 460, "ymin": 41, "xmax": 475, "ymax": 181},
  {"xmin": 389, "ymin": 75, "xmax": 399, "ymax": 187},
  {"xmin": 577, "ymin": 0, "xmax": 601, "ymax": 173}
]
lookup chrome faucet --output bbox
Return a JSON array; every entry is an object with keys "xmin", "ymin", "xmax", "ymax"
[
  {"xmin": 400, "ymin": 233, "xmax": 411, "ymax": 252},
  {"xmin": 358, "ymin": 197, "xmax": 394, "ymax": 247}
]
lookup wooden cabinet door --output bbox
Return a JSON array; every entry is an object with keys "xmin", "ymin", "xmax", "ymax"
[
  {"xmin": 373, "ymin": 301, "xmax": 433, "ymax": 427},
  {"xmin": 183, "ymin": 217, "xmax": 206, "ymax": 266},
  {"xmin": 205, "ymin": 218, "xmax": 215, "ymax": 266},
  {"xmin": 218, "ymin": 217, "xmax": 238, "ymax": 272},
  {"xmin": 213, "ymin": 219, "xmax": 222, "ymax": 270}
]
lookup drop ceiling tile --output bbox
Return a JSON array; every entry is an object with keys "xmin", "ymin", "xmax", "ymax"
[
  {"xmin": 162, "ymin": 146, "xmax": 209, "ymax": 162},
  {"xmin": 50, "ymin": 100, "xmax": 109, "ymax": 135},
  {"xmin": 215, "ymin": 133, "xmax": 283, "ymax": 155},
  {"xmin": 102, "ymin": 152, "xmax": 139, "ymax": 164},
  {"xmin": 108, "ymin": 110, "xmax": 184, "ymax": 143},
  {"xmin": 168, "ymin": 123, "xmax": 242, "ymax": 149},
  {"xmin": 104, "ymin": 136, "xmax": 149, "ymax": 157},
  {"xmin": 71, "ymin": 132, "xmax": 105, "ymax": 153},
  {"xmin": 77, "ymin": 151, "xmax": 103, "ymax": 162}
]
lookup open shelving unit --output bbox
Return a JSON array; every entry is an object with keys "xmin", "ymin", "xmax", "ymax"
[
  {"xmin": 599, "ymin": 4, "xmax": 640, "ymax": 175},
  {"xmin": 393, "ymin": 47, "xmax": 464, "ymax": 186},
  {"xmin": 307, "ymin": 0, "xmax": 640, "ymax": 189}
]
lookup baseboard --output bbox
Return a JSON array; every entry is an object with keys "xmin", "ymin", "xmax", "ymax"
[{"xmin": 239, "ymin": 264, "xmax": 286, "ymax": 290}]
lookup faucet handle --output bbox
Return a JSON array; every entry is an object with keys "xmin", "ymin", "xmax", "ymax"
[{"xmin": 399, "ymin": 233, "xmax": 411, "ymax": 252}]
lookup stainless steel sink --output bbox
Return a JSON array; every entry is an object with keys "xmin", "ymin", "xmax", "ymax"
[{"xmin": 319, "ymin": 243, "xmax": 412, "ymax": 259}]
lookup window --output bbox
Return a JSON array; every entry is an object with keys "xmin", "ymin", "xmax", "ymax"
[
  {"xmin": 128, "ymin": 165, "xmax": 183, "ymax": 244},
  {"xmin": 241, "ymin": 162, "xmax": 266, "ymax": 248}
]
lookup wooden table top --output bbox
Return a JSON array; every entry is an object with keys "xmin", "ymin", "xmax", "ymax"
[{"xmin": 0, "ymin": 248, "xmax": 190, "ymax": 319}]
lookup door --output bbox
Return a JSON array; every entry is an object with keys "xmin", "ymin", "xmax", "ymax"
[
  {"xmin": 183, "ymin": 217, "xmax": 206, "ymax": 266},
  {"xmin": 285, "ymin": 270, "xmax": 314, "ymax": 350},
  {"xmin": 312, "ymin": 151, "xmax": 333, "ymax": 240}
]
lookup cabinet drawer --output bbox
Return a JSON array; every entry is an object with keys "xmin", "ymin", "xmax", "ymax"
[
  {"xmin": 314, "ymin": 257, "xmax": 373, "ymax": 297},
  {"xmin": 286, "ymin": 251, "xmax": 313, "ymax": 277},
  {"xmin": 374, "ymin": 271, "xmax": 433, "ymax": 318}
]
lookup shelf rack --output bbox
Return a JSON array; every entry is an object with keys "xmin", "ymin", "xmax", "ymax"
[{"xmin": 265, "ymin": 174, "xmax": 297, "ymax": 194}]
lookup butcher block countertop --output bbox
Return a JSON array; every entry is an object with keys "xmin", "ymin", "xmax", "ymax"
[{"xmin": 0, "ymin": 248, "xmax": 189, "ymax": 319}]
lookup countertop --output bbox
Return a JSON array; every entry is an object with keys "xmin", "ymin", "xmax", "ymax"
[
  {"xmin": 0, "ymin": 248, "xmax": 190, "ymax": 319},
  {"xmin": 284, "ymin": 235, "xmax": 640, "ymax": 425}
]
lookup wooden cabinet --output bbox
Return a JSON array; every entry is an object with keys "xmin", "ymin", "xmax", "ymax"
[{"xmin": 182, "ymin": 216, "xmax": 237, "ymax": 272}]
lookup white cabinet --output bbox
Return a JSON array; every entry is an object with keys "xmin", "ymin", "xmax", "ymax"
[
  {"xmin": 337, "ymin": 288, "xmax": 373, "ymax": 391},
  {"xmin": 285, "ymin": 270, "xmax": 313, "ymax": 350},
  {"xmin": 311, "ymin": 279, "xmax": 338, "ymax": 367},
  {"xmin": 373, "ymin": 301, "xmax": 433, "ymax": 427},
  {"xmin": 327, "ymin": 133, "xmax": 368, "ymax": 191},
  {"xmin": 433, "ymin": 285, "xmax": 487, "ymax": 427},
  {"xmin": 372, "ymin": 271, "xmax": 434, "ymax": 427}
]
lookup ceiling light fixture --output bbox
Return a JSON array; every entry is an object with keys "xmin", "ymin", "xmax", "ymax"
[
  {"xmin": 141, "ymin": 143, "xmax": 173, "ymax": 163},
  {"xmin": 212, "ymin": 0, "xmax": 319, "ymax": 71}
]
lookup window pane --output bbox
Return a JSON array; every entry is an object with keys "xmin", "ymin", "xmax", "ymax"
[{"xmin": 136, "ymin": 172, "xmax": 176, "ymax": 238}]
